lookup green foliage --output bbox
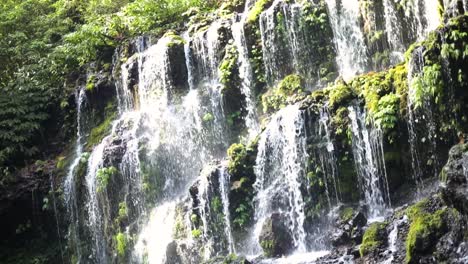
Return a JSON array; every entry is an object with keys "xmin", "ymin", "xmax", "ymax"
[
  {"xmin": 262, "ymin": 74, "xmax": 306, "ymax": 112},
  {"xmin": 410, "ymin": 63, "xmax": 444, "ymax": 108},
  {"xmin": 86, "ymin": 74, "xmax": 96, "ymax": 91},
  {"xmin": 118, "ymin": 201, "xmax": 128, "ymax": 219},
  {"xmin": 226, "ymin": 141, "xmax": 257, "ymax": 230},
  {"xmin": 114, "ymin": 232, "xmax": 128, "ymax": 257},
  {"xmin": 327, "ymin": 82, "xmax": 354, "ymax": 110},
  {"xmin": 211, "ymin": 196, "xmax": 222, "ymax": 213},
  {"xmin": 374, "ymin": 94, "xmax": 400, "ymax": 130},
  {"xmin": 227, "ymin": 143, "xmax": 248, "ymax": 175},
  {"xmin": 96, "ymin": 166, "xmax": 117, "ymax": 193},
  {"xmin": 220, "ymin": 45, "xmax": 239, "ymax": 92},
  {"xmin": 360, "ymin": 222, "xmax": 387, "ymax": 257},
  {"xmin": 203, "ymin": 113, "xmax": 215, "ymax": 123},
  {"xmin": 191, "ymin": 228, "xmax": 202, "ymax": 239},
  {"xmin": 260, "ymin": 239, "xmax": 275, "ymax": 257},
  {"xmin": 246, "ymin": 0, "xmax": 274, "ymax": 24}
]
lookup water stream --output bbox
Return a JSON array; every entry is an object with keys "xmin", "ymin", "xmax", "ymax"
[
  {"xmin": 348, "ymin": 106, "xmax": 391, "ymax": 219},
  {"xmin": 251, "ymin": 104, "xmax": 308, "ymax": 254},
  {"xmin": 325, "ymin": 0, "xmax": 369, "ymax": 80}
]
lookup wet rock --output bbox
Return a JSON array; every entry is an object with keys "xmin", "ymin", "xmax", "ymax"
[
  {"xmin": 331, "ymin": 229, "xmax": 350, "ymax": 247},
  {"xmin": 440, "ymin": 143, "xmax": 468, "ymax": 214},
  {"xmin": 259, "ymin": 213, "xmax": 294, "ymax": 257},
  {"xmin": 204, "ymin": 255, "xmax": 252, "ymax": 264},
  {"xmin": 165, "ymin": 241, "xmax": 182, "ymax": 264},
  {"xmin": 331, "ymin": 206, "xmax": 368, "ymax": 247},
  {"xmin": 165, "ymin": 34, "xmax": 189, "ymax": 94}
]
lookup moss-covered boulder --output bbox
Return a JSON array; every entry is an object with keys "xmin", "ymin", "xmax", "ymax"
[
  {"xmin": 359, "ymin": 222, "xmax": 387, "ymax": 257},
  {"xmin": 261, "ymin": 74, "xmax": 307, "ymax": 113},
  {"xmin": 259, "ymin": 213, "xmax": 294, "ymax": 257},
  {"xmin": 440, "ymin": 143, "xmax": 468, "ymax": 214}
]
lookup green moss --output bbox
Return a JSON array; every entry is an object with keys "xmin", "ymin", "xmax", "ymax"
[
  {"xmin": 227, "ymin": 143, "xmax": 248, "ymax": 175},
  {"xmin": 340, "ymin": 207, "xmax": 355, "ymax": 223},
  {"xmin": 86, "ymin": 74, "xmax": 96, "ymax": 91},
  {"xmin": 327, "ymin": 81, "xmax": 354, "ymax": 110},
  {"xmin": 404, "ymin": 200, "xmax": 448, "ymax": 263},
  {"xmin": 164, "ymin": 31, "xmax": 185, "ymax": 47},
  {"xmin": 226, "ymin": 141, "xmax": 257, "ymax": 231},
  {"xmin": 191, "ymin": 228, "xmax": 202, "ymax": 239},
  {"xmin": 220, "ymin": 45, "xmax": 239, "ymax": 92},
  {"xmin": 118, "ymin": 201, "xmax": 128, "ymax": 219},
  {"xmin": 360, "ymin": 222, "xmax": 387, "ymax": 257},
  {"xmin": 203, "ymin": 112, "xmax": 214, "ymax": 123},
  {"xmin": 261, "ymin": 74, "xmax": 306, "ymax": 112},
  {"xmin": 114, "ymin": 232, "xmax": 127, "ymax": 257},
  {"xmin": 246, "ymin": 0, "xmax": 274, "ymax": 24},
  {"xmin": 86, "ymin": 102, "xmax": 117, "ymax": 150}
]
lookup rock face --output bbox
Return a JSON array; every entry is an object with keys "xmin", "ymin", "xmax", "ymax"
[
  {"xmin": 331, "ymin": 206, "xmax": 368, "ymax": 248},
  {"xmin": 441, "ymin": 143, "xmax": 468, "ymax": 214},
  {"xmin": 259, "ymin": 213, "xmax": 294, "ymax": 257},
  {"xmin": 317, "ymin": 143, "xmax": 468, "ymax": 264}
]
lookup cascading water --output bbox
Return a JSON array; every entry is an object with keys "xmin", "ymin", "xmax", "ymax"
[
  {"xmin": 219, "ymin": 165, "xmax": 236, "ymax": 254},
  {"xmin": 383, "ymin": 215, "xmax": 408, "ymax": 264},
  {"xmin": 190, "ymin": 164, "xmax": 236, "ymax": 260},
  {"xmin": 60, "ymin": 1, "xmax": 457, "ymax": 263},
  {"xmin": 133, "ymin": 202, "xmax": 177, "ymax": 263},
  {"xmin": 127, "ymin": 25, "xmax": 234, "ymax": 263},
  {"xmin": 411, "ymin": 0, "xmax": 441, "ymax": 40},
  {"xmin": 316, "ymin": 105, "xmax": 341, "ymax": 207},
  {"xmin": 85, "ymin": 139, "xmax": 108, "ymax": 263},
  {"xmin": 383, "ymin": 0, "xmax": 406, "ymax": 62},
  {"xmin": 407, "ymin": 46, "xmax": 439, "ymax": 189},
  {"xmin": 232, "ymin": 0, "xmax": 260, "ymax": 138},
  {"xmin": 325, "ymin": 0, "xmax": 368, "ymax": 80},
  {"xmin": 250, "ymin": 104, "xmax": 308, "ymax": 254},
  {"xmin": 348, "ymin": 106, "xmax": 391, "ymax": 219},
  {"xmin": 64, "ymin": 85, "xmax": 87, "ymax": 261}
]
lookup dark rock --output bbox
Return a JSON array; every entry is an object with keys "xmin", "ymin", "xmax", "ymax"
[
  {"xmin": 331, "ymin": 229, "xmax": 349, "ymax": 247},
  {"xmin": 165, "ymin": 241, "xmax": 182, "ymax": 264},
  {"xmin": 440, "ymin": 144, "xmax": 468, "ymax": 214},
  {"xmin": 351, "ymin": 211, "xmax": 367, "ymax": 228},
  {"xmin": 259, "ymin": 213, "xmax": 294, "ymax": 257}
]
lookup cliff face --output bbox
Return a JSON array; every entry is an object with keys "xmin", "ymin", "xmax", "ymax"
[{"xmin": 1, "ymin": 0, "xmax": 468, "ymax": 264}]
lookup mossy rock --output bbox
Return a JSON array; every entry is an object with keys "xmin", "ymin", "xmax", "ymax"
[
  {"xmin": 359, "ymin": 222, "xmax": 387, "ymax": 257},
  {"xmin": 404, "ymin": 199, "xmax": 449, "ymax": 263},
  {"xmin": 261, "ymin": 74, "xmax": 307, "ymax": 113}
]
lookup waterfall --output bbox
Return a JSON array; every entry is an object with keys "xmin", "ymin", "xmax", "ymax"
[
  {"xmin": 325, "ymin": 0, "xmax": 368, "ymax": 80},
  {"xmin": 383, "ymin": 0, "xmax": 406, "ymax": 62},
  {"xmin": 317, "ymin": 105, "xmax": 341, "ymax": 206},
  {"xmin": 232, "ymin": 1, "xmax": 260, "ymax": 138},
  {"xmin": 383, "ymin": 216, "xmax": 407, "ymax": 264},
  {"xmin": 122, "ymin": 25, "xmax": 235, "ymax": 263},
  {"xmin": 219, "ymin": 165, "xmax": 236, "ymax": 254},
  {"xmin": 251, "ymin": 104, "xmax": 308, "ymax": 254},
  {"xmin": 407, "ymin": 46, "xmax": 439, "ymax": 188},
  {"xmin": 348, "ymin": 106, "xmax": 391, "ymax": 219},
  {"xmin": 85, "ymin": 139, "xmax": 108, "ymax": 263},
  {"xmin": 258, "ymin": 0, "xmax": 333, "ymax": 87},
  {"xmin": 133, "ymin": 202, "xmax": 177, "ymax": 263},
  {"xmin": 406, "ymin": 47, "xmax": 425, "ymax": 193},
  {"xmin": 64, "ymin": 85, "xmax": 87, "ymax": 262},
  {"xmin": 191, "ymin": 21, "xmax": 224, "ymax": 85},
  {"xmin": 412, "ymin": 0, "xmax": 441, "ymax": 40}
]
